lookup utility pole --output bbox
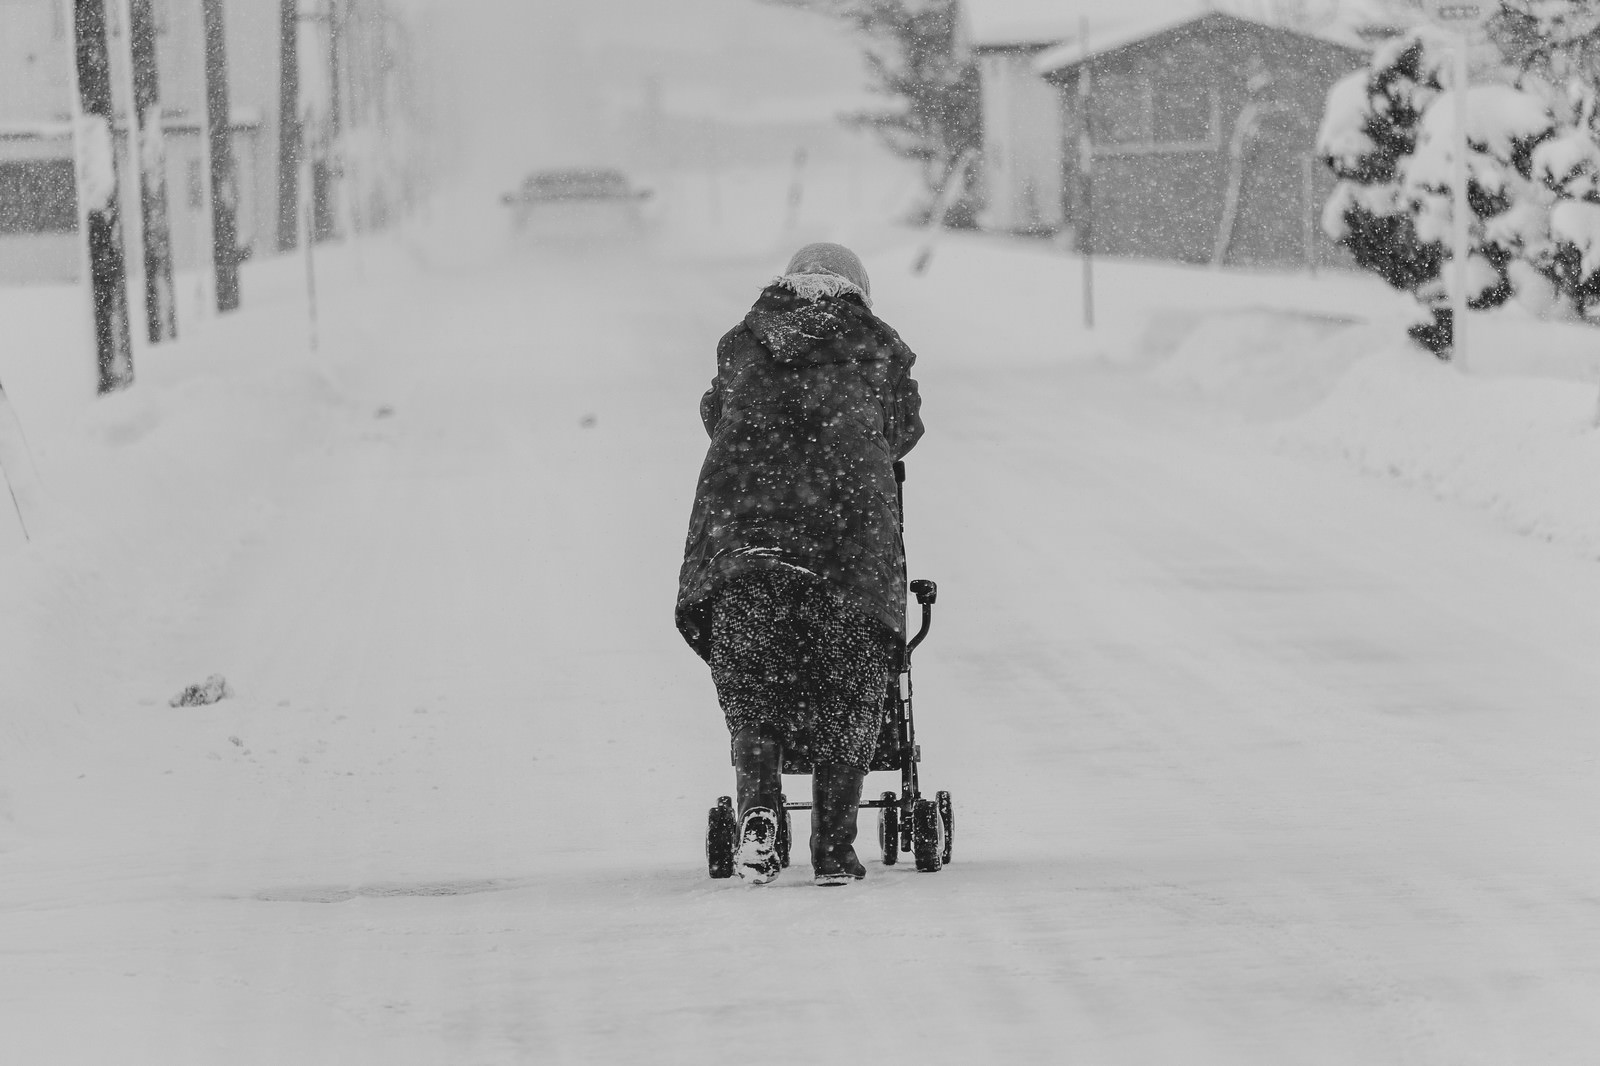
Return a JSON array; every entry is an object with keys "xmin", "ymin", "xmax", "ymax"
[
  {"xmin": 127, "ymin": 0, "xmax": 176, "ymax": 342},
  {"xmin": 66, "ymin": 0, "xmax": 135, "ymax": 394},
  {"xmin": 277, "ymin": 0, "xmax": 302, "ymax": 252},
  {"xmin": 201, "ymin": 0, "xmax": 241, "ymax": 312}
]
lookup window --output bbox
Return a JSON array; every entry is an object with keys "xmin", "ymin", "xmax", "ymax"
[
  {"xmin": 1089, "ymin": 74, "xmax": 1216, "ymax": 150},
  {"xmin": 0, "ymin": 160, "xmax": 77, "ymax": 235}
]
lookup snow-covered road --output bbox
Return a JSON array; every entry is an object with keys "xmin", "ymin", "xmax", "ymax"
[{"xmin": 3, "ymin": 231, "xmax": 1599, "ymax": 1065}]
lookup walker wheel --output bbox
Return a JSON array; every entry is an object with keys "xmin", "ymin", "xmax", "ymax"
[
  {"xmin": 876, "ymin": 791, "xmax": 899, "ymax": 866},
  {"xmin": 707, "ymin": 796, "xmax": 737, "ymax": 879},
  {"xmin": 937, "ymin": 790, "xmax": 954, "ymax": 865},
  {"xmin": 911, "ymin": 798, "xmax": 944, "ymax": 872}
]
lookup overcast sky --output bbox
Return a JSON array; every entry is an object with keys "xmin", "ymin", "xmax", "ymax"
[{"xmin": 412, "ymin": 0, "xmax": 873, "ymax": 176}]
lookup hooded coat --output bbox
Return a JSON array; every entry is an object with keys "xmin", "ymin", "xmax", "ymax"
[{"xmin": 676, "ymin": 277, "xmax": 924, "ymax": 660}]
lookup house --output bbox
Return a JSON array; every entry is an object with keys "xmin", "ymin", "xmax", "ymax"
[
  {"xmin": 965, "ymin": 1, "xmax": 1207, "ymax": 235},
  {"xmin": 1036, "ymin": 11, "xmax": 1369, "ymax": 268},
  {"xmin": 0, "ymin": 0, "xmax": 413, "ymax": 285}
]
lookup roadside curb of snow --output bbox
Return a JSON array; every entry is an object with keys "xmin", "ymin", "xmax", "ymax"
[
  {"xmin": 1277, "ymin": 346, "xmax": 1600, "ymax": 559},
  {"xmin": 1140, "ymin": 305, "xmax": 1600, "ymax": 560}
]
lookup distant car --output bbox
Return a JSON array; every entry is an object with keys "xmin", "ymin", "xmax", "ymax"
[{"xmin": 502, "ymin": 168, "xmax": 653, "ymax": 233}]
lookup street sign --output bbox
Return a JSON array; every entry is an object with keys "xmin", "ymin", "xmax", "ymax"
[{"xmin": 1425, "ymin": 1, "xmax": 1492, "ymax": 26}]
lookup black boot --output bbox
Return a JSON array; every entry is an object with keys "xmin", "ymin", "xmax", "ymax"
[
  {"xmin": 811, "ymin": 763, "xmax": 867, "ymax": 886},
  {"xmin": 732, "ymin": 727, "xmax": 784, "ymax": 884}
]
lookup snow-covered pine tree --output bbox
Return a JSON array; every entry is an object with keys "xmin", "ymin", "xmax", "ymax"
[
  {"xmin": 1319, "ymin": 34, "xmax": 1453, "ymax": 352},
  {"xmin": 1320, "ymin": 30, "xmax": 1555, "ymax": 354},
  {"xmin": 1494, "ymin": 1, "xmax": 1600, "ymax": 318},
  {"xmin": 1492, "ymin": 0, "xmax": 1600, "ymax": 84},
  {"xmin": 1405, "ymin": 80, "xmax": 1555, "ymax": 320},
  {"xmin": 1528, "ymin": 88, "xmax": 1600, "ymax": 315}
]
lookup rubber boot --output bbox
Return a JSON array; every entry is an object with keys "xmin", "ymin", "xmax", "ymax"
[
  {"xmin": 811, "ymin": 763, "xmax": 867, "ymax": 886},
  {"xmin": 732, "ymin": 726, "xmax": 784, "ymax": 885}
]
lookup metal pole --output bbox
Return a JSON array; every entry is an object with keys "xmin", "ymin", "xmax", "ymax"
[
  {"xmin": 1450, "ymin": 34, "xmax": 1470, "ymax": 369},
  {"xmin": 67, "ymin": 0, "xmax": 135, "ymax": 394},
  {"xmin": 1078, "ymin": 16, "xmax": 1095, "ymax": 331},
  {"xmin": 201, "ymin": 0, "xmax": 241, "ymax": 312}
]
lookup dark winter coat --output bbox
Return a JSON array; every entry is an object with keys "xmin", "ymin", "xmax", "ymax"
[{"xmin": 676, "ymin": 280, "xmax": 925, "ymax": 660}]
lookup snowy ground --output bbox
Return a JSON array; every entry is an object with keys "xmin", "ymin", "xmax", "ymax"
[{"xmin": 3, "ymin": 170, "xmax": 1600, "ymax": 1063}]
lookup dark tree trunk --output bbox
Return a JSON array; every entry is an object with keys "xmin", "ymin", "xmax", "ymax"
[
  {"xmin": 71, "ymin": 0, "xmax": 134, "ymax": 394},
  {"xmin": 277, "ymin": 0, "xmax": 301, "ymax": 252},
  {"xmin": 129, "ymin": 0, "xmax": 176, "ymax": 343},
  {"xmin": 201, "ymin": 0, "xmax": 241, "ymax": 312}
]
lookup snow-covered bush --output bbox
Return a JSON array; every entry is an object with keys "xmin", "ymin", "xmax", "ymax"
[
  {"xmin": 1319, "ymin": 34, "xmax": 1453, "ymax": 353},
  {"xmin": 1406, "ymin": 82, "xmax": 1556, "ymax": 308},
  {"xmin": 1321, "ymin": 31, "xmax": 1560, "ymax": 355},
  {"xmin": 1496, "ymin": 2, "xmax": 1600, "ymax": 319},
  {"xmin": 1530, "ymin": 92, "xmax": 1600, "ymax": 315}
]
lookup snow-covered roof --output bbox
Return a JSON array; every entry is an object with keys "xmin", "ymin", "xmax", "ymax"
[
  {"xmin": 965, "ymin": 0, "xmax": 1198, "ymax": 51},
  {"xmin": 1034, "ymin": 10, "xmax": 1367, "ymax": 76}
]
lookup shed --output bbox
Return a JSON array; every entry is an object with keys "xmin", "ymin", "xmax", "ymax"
[
  {"xmin": 966, "ymin": 2, "xmax": 1211, "ymax": 235},
  {"xmin": 1038, "ymin": 12, "xmax": 1368, "ymax": 269}
]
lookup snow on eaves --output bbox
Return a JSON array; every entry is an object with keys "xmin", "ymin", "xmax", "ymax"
[
  {"xmin": 966, "ymin": 0, "xmax": 1199, "ymax": 51},
  {"xmin": 1033, "ymin": 9, "xmax": 1367, "ymax": 77}
]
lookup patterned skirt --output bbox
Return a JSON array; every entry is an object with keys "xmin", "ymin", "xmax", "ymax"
[{"xmin": 709, "ymin": 568, "xmax": 895, "ymax": 770}]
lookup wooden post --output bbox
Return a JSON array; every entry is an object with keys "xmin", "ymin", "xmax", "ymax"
[
  {"xmin": 68, "ymin": 0, "xmax": 135, "ymax": 394},
  {"xmin": 277, "ymin": 0, "xmax": 302, "ymax": 252},
  {"xmin": 201, "ymin": 0, "xmax": 241, "ymax": 312},
  {"xmin": 128, "ymin": 0, "xmax": 176, "ymax": 342}
]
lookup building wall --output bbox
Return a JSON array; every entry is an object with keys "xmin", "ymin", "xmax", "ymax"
[
  {"xmin": 1054, "ymin": 17, "xmax": 1365, "ymax": 269},
  {"xmin": 978, "ymin": 47, "xmax": 1064, "ymax": 234}
]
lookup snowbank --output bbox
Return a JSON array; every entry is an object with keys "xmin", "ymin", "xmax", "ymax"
[
  {"xmin": 868, "ymin": 231, "xmax": 1600, "ymax": 562},
  {"xmin": 1280, "ymin": 347, "xmax": 1600, "ymax": 555},
  {"xmin": 1133, "ymin": 299, "xmax": 1600, "ymax": 559}
]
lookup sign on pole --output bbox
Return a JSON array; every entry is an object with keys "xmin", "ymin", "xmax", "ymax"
[{"xmin": 1425, "ymin": 1, "xmax": 1492, "ymax": 25}]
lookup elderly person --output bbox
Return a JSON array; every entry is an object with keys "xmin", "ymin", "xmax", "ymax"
[{"xmin": 676, "ymin": 243, "xmax": 924, "ymax": 886}]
